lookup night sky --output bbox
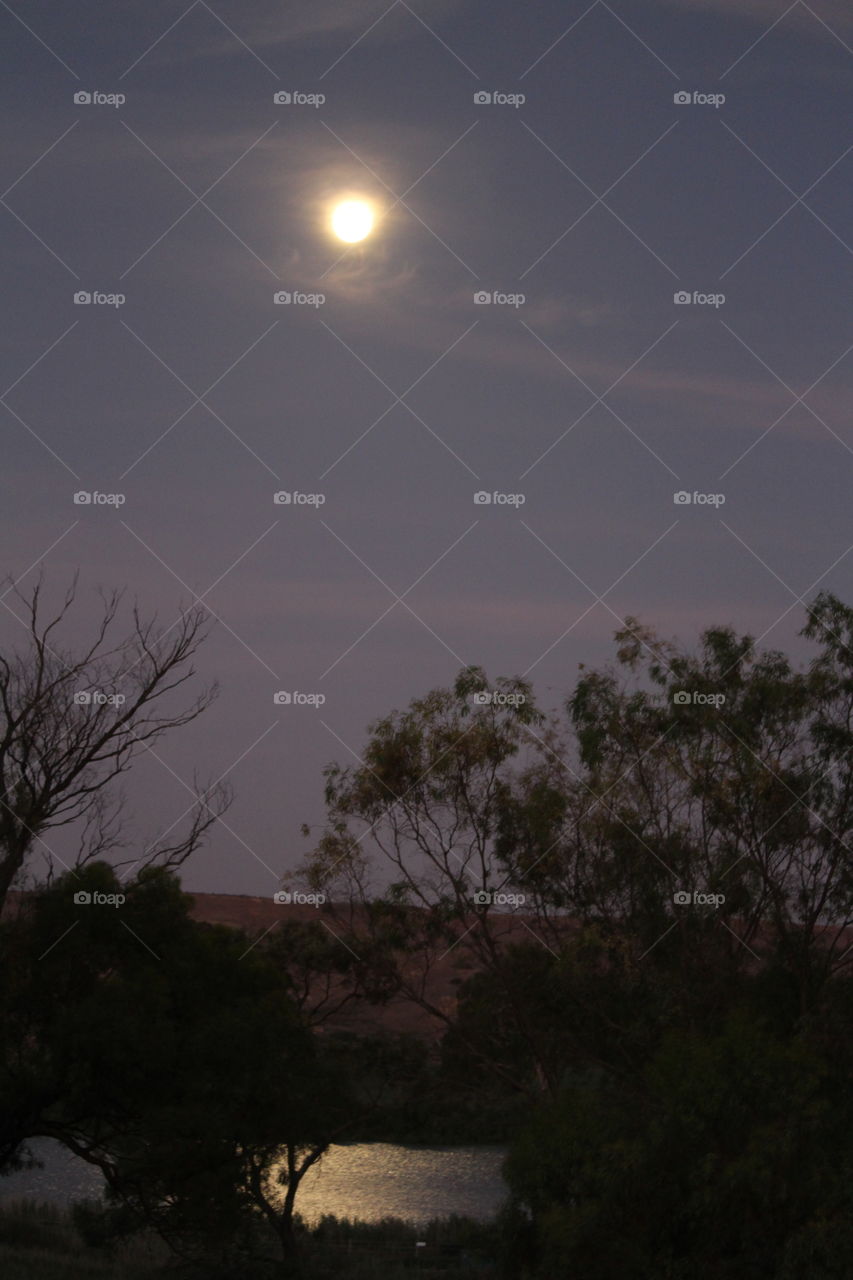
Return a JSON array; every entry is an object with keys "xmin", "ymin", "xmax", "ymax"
[{"xmin": 1, "ymin": 0, "xmax": 851, "ymax": 894}]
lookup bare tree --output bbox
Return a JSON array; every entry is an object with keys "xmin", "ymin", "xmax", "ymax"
[{"xmin": 0, "ymin": 574, "xmax": 229, "ymax": 910}]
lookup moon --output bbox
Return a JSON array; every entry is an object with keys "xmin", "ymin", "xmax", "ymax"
[{"xmin": 330, "ymin": 199, "xmax": 374, "ymax": 243}]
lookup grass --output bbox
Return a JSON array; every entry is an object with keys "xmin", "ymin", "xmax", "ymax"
[{"xmin": 0, "ymin": 1199, "xmax": 500, "ymax": 1278}]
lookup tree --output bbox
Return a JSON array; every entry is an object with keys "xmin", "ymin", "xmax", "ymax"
[{"xmin": 0, "ymin": 574, "xmax": 229, "ymax": 913}]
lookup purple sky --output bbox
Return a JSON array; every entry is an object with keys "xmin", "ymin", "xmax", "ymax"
[{"xmin": 1, "ymin": 0, "xmax": 851, "ymax": 894}]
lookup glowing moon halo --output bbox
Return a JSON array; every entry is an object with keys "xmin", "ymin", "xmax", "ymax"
[{"xmin": 330, "ymin": 199, "xmax": 374, "ymax": 243}]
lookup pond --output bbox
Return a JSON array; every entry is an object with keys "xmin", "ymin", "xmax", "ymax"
[{"xmin": 0, "ymin": 1138, "xmax": 508, "ymax": 1224}]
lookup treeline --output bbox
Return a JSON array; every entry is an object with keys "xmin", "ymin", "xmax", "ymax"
[{"xmin": 3, "ymin": 577, "xmax": 853, "ymax": 1276}]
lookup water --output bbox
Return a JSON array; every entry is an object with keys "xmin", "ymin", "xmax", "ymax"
[{"xmin": 0, "ymin": 1138, "xmax": 507, "ymax": 1224}]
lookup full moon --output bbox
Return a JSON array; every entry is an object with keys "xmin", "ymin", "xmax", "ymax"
[{"xmin": 330, "ymin": 199, "xmax": 374, "ymax": 243}]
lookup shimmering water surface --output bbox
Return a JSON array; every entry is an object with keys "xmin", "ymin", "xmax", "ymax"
[{"xmin": 1, "ymin": 1139, "xmax": 507, "ymax": 1224}]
